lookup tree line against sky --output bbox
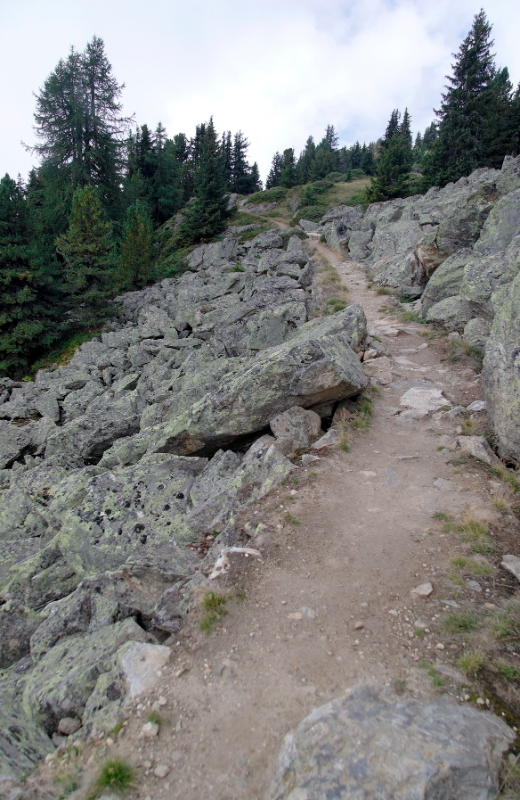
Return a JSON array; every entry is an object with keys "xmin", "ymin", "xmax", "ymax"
[{"xmin": 0, "ymin": 10, "xmax": 518, "ymax": 377}]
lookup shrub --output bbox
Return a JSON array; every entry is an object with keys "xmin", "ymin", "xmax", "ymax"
[{"xmin": 244, "ymin": 187, "xmax": 287, "ymax": 205}]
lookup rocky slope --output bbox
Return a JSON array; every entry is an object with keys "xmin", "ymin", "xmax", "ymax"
[
  {"xmin": 0, "ymin": 231, "xmax": 368, "ymax": 776},
  {"xmin": 315, "ymin": 155, "xmax": 520, "ymax": 462},
  {"xmin": 2, "ymin": 159, "xmax": 520, "ymax": 785}
]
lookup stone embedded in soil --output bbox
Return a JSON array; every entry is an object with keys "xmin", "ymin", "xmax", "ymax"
[
  {"xmin": 501, "ymin": 555, "xmax": 520, "ymax": 583},
  {"xmin": 154, "ymin": 764, "xmax": 171, "ymax": 779},
  {"xmin": 141, "ymin": 722, "xmax": 159, "ymax": 738},
  {"xmin": 411, "ymin": 582, "xmax": 433, "ymax": 597},
  {"xmin": 269, "ymin": 683, "xmax": 514, "ymax": 800}
]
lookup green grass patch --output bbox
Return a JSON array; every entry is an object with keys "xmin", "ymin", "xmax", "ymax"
[
  {"xmin": 457, "ymin": 650, "xmax": 484, "ymax": 677},
  {"xmin": 89, "ymin": 758, "xmax": 134, "ymax": 798},
  {"xmin": 499, "ymin": 664, "xmax": 520, "ymax": 681},
  {"xmin": 28, "ymin": 328, "xmax": 107, "ymax": 376},
  {"xmin": 400, "ymin": 309, "xmax": 422, "ymax": 323},
  {"xmin": 199, "ymin": 591, "xmax": 228, "ymax": 634},
  {"xmin": 228, "ymin": 264, "xmax": 245, "ymax": 272},
  {"xmin": 493, "ymin": 600, "xmax": 520, "ymax": 643},
  {"xmin": 419, "ymin": 661, "xmax": 445, "ymax": 687},
  {"xmin": 244, "ymin": 187, "xmax": 288, "ymax": 205},
  {"xmin": 283, "ymin": 512, "xmax": 301, "ymax": 525},
  {"xmin": 442, "ymin": 610, "xmax": 479, "ymax": 634},
  {"xmin": 491, "ymin": 465, "xmax": 520, "ymax": 494}
]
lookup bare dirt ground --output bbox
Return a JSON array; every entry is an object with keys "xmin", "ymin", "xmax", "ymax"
[{"xmin": 32, "ymin": 241, "xmax": 520, "ymax": 800}]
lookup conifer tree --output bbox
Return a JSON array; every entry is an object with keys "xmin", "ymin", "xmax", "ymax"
[
  {"xmin": 56, "ymin": 185, "xmax": 116, "ymax": 322},
  {"xmin": 366, "ymin": 109, "xmax": 413, "ymax": 202},
  {"xmin": 266, "ymin": 153, "xmax": 282, "ymax": 188},
  {"xmin": 422, "ymin": 11, "xmax": 512, "ymax": 187},
  {"xmin": 177, "ymin": 118, "xmax": 230, "ymax": 245},
  {"xmin": 120, "ymin": 201, "xmax": 153, "ymax": 289},
  {"xmin": 0, "ymin": 175, "xmax": 56, "ymax": 376},
  {"xmin": 31, "ymin": 37, "xmax": 130, "ymax": 215},
  {"xmin": 279, "ymin": 148, "xmax": 296, "ymax": 188}
]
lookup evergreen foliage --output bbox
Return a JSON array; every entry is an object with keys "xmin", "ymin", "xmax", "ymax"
[
  {"xmin": 366, "ymin": 109, "xmax": 413, "ymax": 202},
  {"xmin": 423, "ymin": 10, "xmax": 518, "ymax": 188},
  {"xmin": 0, "ymin": 175, "xmax": 56, "ymax": 376},
  {"xmin": 31, "ymin": 36, "xmax": 130, "ymax": 216},
  {"xmin": 177, "ymin": 118, "xmax": 231, "ymax": 245},
  {"xmin": 3, "ymin": 16, "xmax": 519, "ymax": 377},
  {"xmin": 120, "ymin": 201, "xmax": 153, "ymax": 290},
  {"xmin": 56, "ymin": 185, "xmax": 117, "ymax": 324}
]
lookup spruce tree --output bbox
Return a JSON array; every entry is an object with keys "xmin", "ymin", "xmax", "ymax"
[
  {"xmin": 177, "ymin": 118, "xmax": 230, "ymax": 245},
  {"xmin": 56, "ymin": 185, "xmax": 116, "ymax": 322},
  {"xmin": 279, "ymin": 149, "xmax": 297, "ymax": 188},
  {"xmin": 266, "ymin": 153, "xmax": 282, "ymax": 188},
  {"xmin": 0, "ymin": 175, "xmax": 56, "ymax": 376},
  {"xmin": 366, "ymin": 109, "xmax": 413, "ymax": 202},
  {"xmin": 422, "ymin": 11, "xmax": 512, "ymax": 187},
  {"xmin": 120, "ymin": 201, "xmax": 153, "ymax": 290}
]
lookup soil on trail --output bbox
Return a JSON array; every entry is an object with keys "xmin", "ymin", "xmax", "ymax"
[{"xmin": 35, "ymin": 241, "xmax": 517, "ymax": 800}]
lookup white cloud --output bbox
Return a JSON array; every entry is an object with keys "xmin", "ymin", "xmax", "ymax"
[{"xmin": 1, "ymin": 0, "xmax": 519, "ymax": 183}]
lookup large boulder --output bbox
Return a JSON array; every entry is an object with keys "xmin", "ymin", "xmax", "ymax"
[
  {"xmin": 23, "ymin": 618, "xmax": 153, "ymax": 734},
  {"xmin": 419, "ymin": 249, "xmax": 471, "ymax": 317},
  {"xmin": 482, "ymin": 270, "xmax": 520, "ymax": 463},
  {"xmin": 154, "ymin": 312, "xmax": 367, "ymax": 456},
  {"xmin": 269, "ymin": 683, "xmax": 514, "ymax": 800},
  {"xmin": 426, "ymin": 296, "xmax": 474, "ymax": 331}
]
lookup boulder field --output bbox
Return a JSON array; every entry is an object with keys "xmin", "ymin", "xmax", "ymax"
[
  {"xmin": 0, "ymin": 231, "xmax": 368, "ymax": 776},
  {"xmin": 1, "ymin": 160, "xmax": 520, "ymax": 786},
  {"xmin": 314, "ymin": 155, "xmax": 520, "ymax": 463}
]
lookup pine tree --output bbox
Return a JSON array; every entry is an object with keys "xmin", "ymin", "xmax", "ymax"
[
  {"xmin": 0, "ymin": 175, "xmax": 56, "ymax": 376},
  {"xmin": 120, "ymin": 201, "xmax": 153, "ymax": 289},
  {"xmin": 56, "ymin": 185, "xmax": 116, "ymax": 322},
  {"xmin": 177, "ymin": 118, "xmax": 230, "ymax": 245},
  {"xmin": 422, "ymin": 11, "xmax": 512, "ymax": 187}
]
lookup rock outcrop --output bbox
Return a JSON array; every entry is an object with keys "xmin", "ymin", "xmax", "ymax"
[
  {"xmin": 269, "ymin": 683, "xmax": 514, "ymax": 800},
  {"xmin": 318, "ymin": 155, "xmax": 520, "ymax": 462},
  {"xmin": 0, "ymin": 231, "xmax": 368, "ymax": 776}
]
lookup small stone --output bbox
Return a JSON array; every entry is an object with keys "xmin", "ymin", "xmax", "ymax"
[
  {"xmin": 436, "ymin": 643, "xmax": 445, "ymax": 650},
  {"xmin": 174, "ymin": 666, "xmax": 187, "ymax": 678},
  {"xmin": 485, "ymin": 603, "xmax": 496, "ymax": 609},
  {"xmin": 142, "ymin": 760, "xmax": 152, "ymax": 770},
  {"xmin": 414, "ymin": 620, "xmax": 427, "ymax": 630},
  {"xmin": 354, "ymin": 621, "xmax": 364, "ymax": 630},
  {"xmin": 300, "ymin": 606, "xmax": 316, "ymax": 619},
  {"xmin": 281, "ymin": 600, "xmax": 287, "ymax": 605},
  {"xmin": 288, "ymin": 612, "xmax": 303, "ymax": 621},
  {"xmin": 158, "ymin": 696, "xmax": 167, "ymax": 706},
  {"xmin": 106, "ymin": 737, "xmax": 114, "ymax": 746},
  {"xmin": 466, "ymin": 580, "xmax": 482, "ymax": 592},
  {"xmin": 142, "ymin": 722, "xmax": 159, "ymax": 738},
  {"xmin": 154, "ymin": 764, "xmax": 171, "ymax": 779},
  {"xmin": 388, "ymin": 609, "xmax": 398, "ymax": 617},
  {"xmin": 360, "ymin": 602, "xmax": 368, "ymax": 608},
  {"xmin": 476, "ymin": 698, "xmax": 485, "ymax": 706},
  {"xmin": 57, "ymin": 717, "xmax": 81, "ymax": 736},
  {"xmin": 412, "ymin": 582, "xmax": 433, "ymax": 597}
]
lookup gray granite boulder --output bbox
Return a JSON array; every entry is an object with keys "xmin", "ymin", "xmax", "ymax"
[
  {"xmin": 482, "ymin": 270, "xmax": 520, "ymax": 463},
  {"xmin": 269, "ymin": 683, "xmax": 514, "ymax": 800},
  {"xmin": 154, "ymin": 312, "xmax": 367, "ymax": 456}
]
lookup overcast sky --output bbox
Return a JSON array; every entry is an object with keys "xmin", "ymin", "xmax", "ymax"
[{"xmin": 1, "ymin": 0, "xmax": 519, "ymax": 183}]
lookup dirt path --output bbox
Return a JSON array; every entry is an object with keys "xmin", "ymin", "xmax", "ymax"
[{"xmin": 39, "ymin": 243, "xmax": 506, "ymax": 800}]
